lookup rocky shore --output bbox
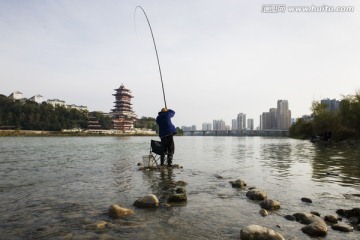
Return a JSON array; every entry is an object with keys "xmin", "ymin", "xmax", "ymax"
[{"xmin": 82, "ymin": 164, "xmax": 359, "ymax": 239}]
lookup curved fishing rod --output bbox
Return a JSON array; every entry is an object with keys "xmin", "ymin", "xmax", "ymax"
[{"xmin": 135, "ymin": 6, "xmax": 167, "ymax": 109}]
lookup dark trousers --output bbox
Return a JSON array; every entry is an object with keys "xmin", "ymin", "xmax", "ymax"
[{"xmin": 160, "ymin": 134, "xmax": 175, "ymax": 165}]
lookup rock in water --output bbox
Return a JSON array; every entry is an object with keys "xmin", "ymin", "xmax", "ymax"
[
  {"xmin": 259, "ymin": 208, "xmax": 268, "ymax": 217},
  {"xmin": 324, "ymin": 214, "xmax": 338, "ymax": 223},
  {"xmin": 301, "ymin": 221, "xmax": 328, "ymax": 237},
  {"xmin": 336, "ymin": 207, "xmax": 360, "ymax": 218},
  {"xmin": 293, "ymin": 213, "xmax": 322, "ymax": 224},
  {"xmin": 246, "ymin": 189, "xmax": 267, "ymax": 201},
  {"xmin": 229, "ymin": 179, "xmax": 247, "ymax": 188},
  {"xmin": 168, "ymin": 193, "xmax": 187, "ymax": 203},
  {"xmin": 133, "ymin": 194, "xmax": 159, "ymax": 208},
  {"xmin": 175, "ymin": 187, "xmax": 186, "ymax": 194},
  {"xmin": 331, "ymin": 223, "xmax": 354, "ymax": 232},
  {"xmin": 108, "ymin": 204, "xmax": 134, "ymax": 218},
  {"xmin": 301, "ymin": 197, "xmax": 312, "ymax": 203},
  {"xmin": 259, "ymin": 199, "xmax": 280, "ymax": 210},
  {"xmin": 284, "ymin": 215, "xmax": 296, "ymax": 221},
  {"xmin": 240, "ymin": 225, "xmax": 285, "ymax": 240}
]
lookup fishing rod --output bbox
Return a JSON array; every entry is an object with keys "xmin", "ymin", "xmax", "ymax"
[{"xmin": 135, "ymin": 6, "xmax": 167, "ymax": 109}]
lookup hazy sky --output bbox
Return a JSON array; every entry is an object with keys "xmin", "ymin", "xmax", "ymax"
[{"xmin": 1, "ymin": 0, "xmax": 359, "ymax": 129}]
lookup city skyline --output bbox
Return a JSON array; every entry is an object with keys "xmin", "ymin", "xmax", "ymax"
[
  {"xmin": 1, "ymin": 1, "xmax": 359, "ymax": 130},
  {"xmin": 183, "ymin": 99, "xmax": 292, "ymax": 131}
]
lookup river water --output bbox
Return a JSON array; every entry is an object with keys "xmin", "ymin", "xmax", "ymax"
[{"xmin": 0, "ymin": 136, "xmax": 359, "ymax": 239}]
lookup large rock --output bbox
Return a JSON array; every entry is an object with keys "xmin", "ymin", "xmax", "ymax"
[
  {"xmin": 259, "ymin": 199, "xmax": 280, "ymax": 211},
  {"xmin": 108, "ymin": 204, "xmax": 134, "ymax": 218},
  {"xmin": 133, "ymin": 194, "xmax": 159, "ymax": 208},
  {"xmin": 229, "ymin": 179, "xmax": 247, "ymax": 188},
  {"xmin": 246, "ymin": 189, "xmax": 267, "ymax": 201},
  {"xmin": 301, "ymin": 221, "xmax": 328, "ymax": 237},
  {"xmin": 240, "ymin": 224, "xmax": 285, "ymax": 240},
  {"xmin": 294, "ymin": 212, "xmax": 328, "ymax": 237}
]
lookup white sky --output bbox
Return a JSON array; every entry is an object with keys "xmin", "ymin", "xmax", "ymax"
[{"xmin": 1, "ymin": 0, "xmax": 359, "ymax": 129}]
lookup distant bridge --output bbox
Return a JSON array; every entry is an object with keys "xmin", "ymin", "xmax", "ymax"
[{"xmin": 183, "ymin": 129, "xmax": 289, "ymax": 137}]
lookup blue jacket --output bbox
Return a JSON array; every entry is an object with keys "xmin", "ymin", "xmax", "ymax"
[{"xmin": 156, "ymin": 109, "xmax": 177, "ymax": 138}]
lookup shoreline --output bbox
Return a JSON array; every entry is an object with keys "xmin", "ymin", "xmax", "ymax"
[{"xmin": 0, "ymin": 130, "xmax": 157, "ymax": 137}]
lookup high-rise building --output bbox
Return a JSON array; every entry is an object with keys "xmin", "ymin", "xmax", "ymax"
[
  {"xmin": 202, "ymin": 122, "xmax": 212, "ymax": 130},
  {"xmin": 237, "ymin": 113, "xmax": 246, "ymax": 130},
  {"xmin": 276, "ymin": 100, "xmax": 291, "ymax": 130},
  {"xmin": 231, "ymin": 119, "xmax": 237, "ymax": 130},
  {"xmin": 111, "ymin": 84, "xmax": 137, "ymax": 131},
  {"xmin": 261, "ymin": 112, "xmax": 271, "ymax": 130},
  {"xmin": 269, "ymin": 108, "xmax": 277, "ymax": 129},
  {"xmin": 247, "ymin": 118, "xmax": 254, "ymax": 130},
  {"xmin": 213, "ymin": 119, "xmax": 226, "ymax": 130},
  {"xmin": 321, "ymin": 98, "xmax": 340, "ymax": 112}
]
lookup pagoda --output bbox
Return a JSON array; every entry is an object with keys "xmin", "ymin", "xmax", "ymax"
[{"xmin": 111, "ymin": 84, "xmax": 137, "ymax": 131}]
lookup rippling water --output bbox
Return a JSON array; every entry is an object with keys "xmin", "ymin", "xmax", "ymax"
[{"xmin": 1, "ymin": 136, "xmax": 359, "ymax": 239}]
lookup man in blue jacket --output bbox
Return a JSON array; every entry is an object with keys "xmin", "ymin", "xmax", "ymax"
[{"xmin": 156, "ymin": 108, "xmax": 177, "ymax": 166}]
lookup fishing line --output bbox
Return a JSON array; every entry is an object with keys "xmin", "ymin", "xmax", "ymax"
[{"xmin": 134, "ymin": 6, "xmax": 167, "ymax": 109}]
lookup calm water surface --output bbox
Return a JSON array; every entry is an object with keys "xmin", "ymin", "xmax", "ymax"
[{"xmin": 0, "ymin": 136, "xmax": 359, "ymax": 239}]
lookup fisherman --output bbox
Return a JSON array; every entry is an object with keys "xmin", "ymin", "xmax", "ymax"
[{"xmin": 156, "ymin": 108, "xmax": 177, "ymax": 166}]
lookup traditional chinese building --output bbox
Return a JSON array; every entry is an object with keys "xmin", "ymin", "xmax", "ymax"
[{"xmin": 111, "ymin": 84, "xmax": 137, "ymax": 131}]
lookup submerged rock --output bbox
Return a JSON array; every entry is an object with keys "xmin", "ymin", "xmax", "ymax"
[
  {"xmin": 84, "ymin": 220, "xmax": 108, "ymax": 230},
  {"xmin": 246, "ymin": 189, "xmax": 267, "ymax": 201},
  {"xmin": 168, "ymin": 193, "xmax": 187, "ymax": 203},
  {"xmin": 229, "ymin": 179, "xmax": 247, "ymax": 188},
  {"xmin": 175, "ymin": 181, "xmax": 188, "ymax": 186},
  {"xmin": 108, "ymin": 204, "xmax": 134, "ymax": 218},
  {"xmin": 301, "ymin": 221, "xmax": 328, "ymax": 237},
  {"xmin": 331, "ymin": 223, "xmax": 354, "ymax": 232},
  {"xmin": 175, "ymin": 187, "xmax": 186, "ymax": 194},
  {"xmin": 214, "ymin": 174, "xmax": 224, "ymax": 179},
  {"xmin": 240, "ymin": 224, "xmax": 285, "ymax": 240},
  {"xmin": 133, "ymin": 194, "xmax": 159, "ymax": 208},
  {"xmin": 259, "ymin": 199, "xmax": 280, "ymax": 211}
]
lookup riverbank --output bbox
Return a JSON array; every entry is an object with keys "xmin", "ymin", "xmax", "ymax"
[{"xmin": 0, "ymin": 129, "xmax": 157, "ymax": 137}]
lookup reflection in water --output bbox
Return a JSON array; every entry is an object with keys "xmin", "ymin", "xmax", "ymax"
[
  {"xmin": 311, "ymin": 143, "xmax": 360, "ymax": 189},
  {"xmin": 259, "ymin": 139, "xmax": 293, "ymax": 179},
  {"xmin": 142, "ymin": 168, "xmax": 177, "ymax": 204}
]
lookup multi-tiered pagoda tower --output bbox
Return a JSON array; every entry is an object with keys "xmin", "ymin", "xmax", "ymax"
[{"xmin": 111, "ymin": 84, "xmax": 137, "ymax": 131}]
